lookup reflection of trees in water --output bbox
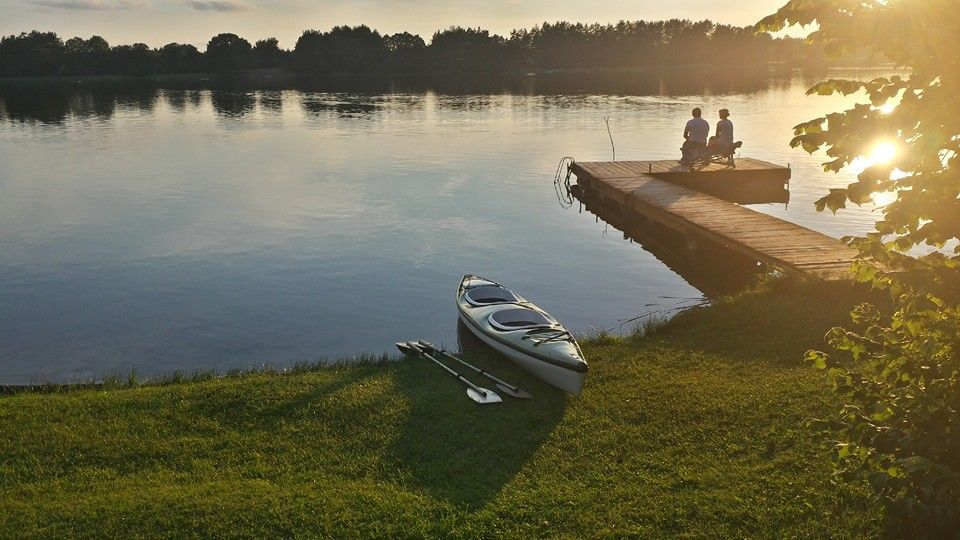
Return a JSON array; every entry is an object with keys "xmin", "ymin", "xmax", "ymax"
[
  {"xmin": 257, "ymin": 90, "xmax": 283, "ymax": 113},
  {"xmin": 0, "ymin": 84, "xmax": 158, "ymax": 124},
  {"xmin": 186, "ymin": 90, "xmax": 203, "ymax": 108},
  {"xmin": 434, "ymin": 94, "xmax": 498, "ymax": 111},
  {"xmin": 299, "ymin": 93, "xmax": 380, "ymax": 118},
  {"xmin": 163, "ymin": 89, "xmax": 187, "ymax": 112},
  {"xmin": 511, "ymin": 66, "xmax": 796, "ymax": 96},
  {"xmin": 0, "ymin": 86, "xmax": 72, "ymax": 123},
  {"xmin": 210, "ymin": 91, "xmax": 256, "ymax": 117},
  {"xmin": 0, "ymin": 66, "xmax": 830, "ymax": 124},
  {"xmin": 66, "ymin": 89, "xmax": 116, "ymax": 119},
  {"xmin": 114, "ymin": 88, "xmax": 158, "ymax": 113},
  {"xmin": 293, "ymin": 65, "xmax": 811, "ymax": 97}
]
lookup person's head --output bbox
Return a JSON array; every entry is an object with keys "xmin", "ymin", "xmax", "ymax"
[
  {"xmin": 719, "ymin": 108, "xmax": 730, "ymax": 119},
  {"xmin": 692, "ymin": 107, "xmax": 702, "ymax": 118}
]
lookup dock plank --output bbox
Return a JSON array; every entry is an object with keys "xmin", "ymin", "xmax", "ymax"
[{"xmin": 569, "ymin": 159, "xmax": 858, "ymax": 280}]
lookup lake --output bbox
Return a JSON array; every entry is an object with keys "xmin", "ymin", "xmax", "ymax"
[{"xmin": 0, "ymin": 69, "xmax": 893, "ymax": 384}]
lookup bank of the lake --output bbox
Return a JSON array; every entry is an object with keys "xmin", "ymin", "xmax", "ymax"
[{"xmin": 0, "ymin": 279, "xmax": 884, "ymax": 537}]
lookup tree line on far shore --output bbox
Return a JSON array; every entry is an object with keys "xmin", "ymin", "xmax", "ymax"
[{"xmin": 0, "ymin": 20, "xmax": 832, "ymax": 79}]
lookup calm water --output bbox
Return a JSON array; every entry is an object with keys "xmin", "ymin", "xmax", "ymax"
[{"xmin": 0, "ymin": 70, "xmax": 892, "ymax": 384}]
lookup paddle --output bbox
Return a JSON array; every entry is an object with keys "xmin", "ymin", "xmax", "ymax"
[
  {"xmin": 415, "ymin": 340, "xmax": 533, "ymax": 399},
  {"xmin": 396, "ymin": 342, "xmax": 502, "ymax": 405}
]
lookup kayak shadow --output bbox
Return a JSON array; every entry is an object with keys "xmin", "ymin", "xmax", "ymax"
[{"xmin": 385, "ymin": 321, "xmax": 568, "ymax": 509}]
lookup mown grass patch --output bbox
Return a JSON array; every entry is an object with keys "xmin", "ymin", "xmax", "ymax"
[{"xmin": 0, "ymin": 280, "xmax": 884, "ymax": 538}]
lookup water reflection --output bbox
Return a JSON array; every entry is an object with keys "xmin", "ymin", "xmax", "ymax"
[
  {"xmin": 300, "ymin": 94, "xmax": 380, "ymax": 117},
  {"xmin": 573, "ymin": 187, "xmax": 767, "ymax": 296},
  {"xmin": 0, "ymin": 84, "xmax": 159, "ymax": 124},
  {"xmin": 258, "ymin": 91, "xmax": 283, "ymax": 113},
  {"xmin": 0, "ymin": 69, "xmax": 898, "ymax": 384},
  {"xmin": 0, "ymin": 66, "xmax": 832, "ymax": 125},
  {"xmin": 211, "ymin": 91, "xmax": 256, "ymax": 117}
]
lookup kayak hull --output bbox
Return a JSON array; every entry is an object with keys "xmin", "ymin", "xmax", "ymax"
[{"xmin": 457, "ymin": 275, "xmax": 588, "ymax": 395}]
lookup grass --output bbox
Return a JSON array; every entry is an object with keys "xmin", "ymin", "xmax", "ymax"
[{"xmin": 0, "ymin": 279, "xmax": 885, "ymax": 538}]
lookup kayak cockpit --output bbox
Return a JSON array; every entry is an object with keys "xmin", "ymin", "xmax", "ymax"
[
  {"xmin": 488, "ymin": 308, "xmax": 555, "ymax": 331},
  {"xmin": 464, "ymin": 285, "xmax": 521, "ymax": 306}
]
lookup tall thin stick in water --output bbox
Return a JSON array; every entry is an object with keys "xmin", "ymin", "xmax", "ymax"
[{"xmin": 603, "ymin": 117, "xmax": 616, "ymax": 161}]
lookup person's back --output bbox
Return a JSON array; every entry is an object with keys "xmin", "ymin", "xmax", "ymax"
[
  {"xmin": 685, "ymin": 116, "xmax": 710, "ymax": 145},
  {"xmin": 716, "ymin": 108, "xmax": 733, "ymax": 144},
  {"xmin": 680, "ymin": 107, "xmax": 710, "ymax": 165}
]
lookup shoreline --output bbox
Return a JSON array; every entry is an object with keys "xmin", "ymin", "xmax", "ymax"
[
  {"xmin": 0, "ymin": 63, "xmax": 898, "ymax": 89},
  {"xmin": 0, "ymin": 277, "xmax": 888, "ymax": 536}
]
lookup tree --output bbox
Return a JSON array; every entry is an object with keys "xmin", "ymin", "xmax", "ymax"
[
  {"xmin": 252, "ymin": 38, "xmax": 284, "ymax": 69},
  {"xmin": 0, "ymin": 31, "xmax": 64, "ymax": 76},
  {"xmin": 384, "ymin": 32, "xmax": 425, "ymax": 73},
  {"xmin": 63, "ymin": 35, "xmax": 110, "ymax": 75},
  {"xmin": 759, "ymin": 0, "xmax": 960, "ymax": 534},
  {"xmin": 109, "ymin": 43, "xmax": 154, "ymax": 77},
  {"xmin": 292, "ymin": 26, "xmax": 386, "ymax": 74},
  {"xmin": 429, "ymin": 27, "xmax": 506, "ymax": 72},
  {"xmin": 205, "ymin": 33, "xmax": 252, "ymax": 72},
  {"xmin": 292, "ymin": 30, "xmax": 326, "ymax": 73},
  {"xmin": 157, "ymin": 43, "xmax": 202, "ymax": 74},
  {"xmin": 324, "ymin": 26, "xmax": 386, "ymax": 72}
]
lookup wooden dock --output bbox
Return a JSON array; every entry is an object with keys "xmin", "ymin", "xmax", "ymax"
[
  {"xmin": 575, "ymin": 158, "xmax": 791, "ymax": 204},
  {"xmin": 570, "ymin": 158, "xmax": 859, "ymax": 280}
]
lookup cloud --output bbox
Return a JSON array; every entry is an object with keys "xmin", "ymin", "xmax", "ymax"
[
  {"xmin": 25, "ymin": 0, "xmax": 140, "ymax": 8},
  {"xmin": 187, "ymin": 0, "xmax": 248, "ymax": 11}
]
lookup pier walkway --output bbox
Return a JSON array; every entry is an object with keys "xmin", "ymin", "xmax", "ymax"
[{"xmin": 570, "ymin": 159, "xmax": 859, "ymax": 280}]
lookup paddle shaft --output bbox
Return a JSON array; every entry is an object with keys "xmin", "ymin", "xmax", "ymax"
[
  {"xmin": 419, "ymin": 349, "xmax": 488, "ymax": 396},
  {"xmin": 428, "ymin": 346, "xmax": 524, "ymax": 394}
]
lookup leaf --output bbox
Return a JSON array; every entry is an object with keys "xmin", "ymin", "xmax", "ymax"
[{"xmin": 805, "ymin": 349, "xmax": 830, "ymax": 369}]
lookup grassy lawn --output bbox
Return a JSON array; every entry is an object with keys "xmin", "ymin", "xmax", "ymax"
[{"xmin": 0, "ymin": 279, "xmax": 885, "ymax": 538}]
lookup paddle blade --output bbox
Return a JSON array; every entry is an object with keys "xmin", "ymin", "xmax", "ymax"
[
  {"xmin": 415, "ymin": 340, "xmax": 437, "ymax": 352},
  {"xmin": 467, "ymin": 387, "xmax": 503, "ymax": 405},
  {"xmin": 496, "ymin": 383, "xmax": 533, "ymax": 399},
  {"xmin": 395, "ymin": 342, "xmax": 418, "ymax": 357}
]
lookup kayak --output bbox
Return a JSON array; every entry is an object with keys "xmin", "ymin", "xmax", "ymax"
[{"xmin": 456, "ymin": 275, "xmax": 588, "ymax": 395}]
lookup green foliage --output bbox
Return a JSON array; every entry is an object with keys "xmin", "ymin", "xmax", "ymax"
[
  {"xmin": 205, "ymin": 33, "xmax": 252, "ymax": 72},
  {"xmin": 761, "ymin": 0, "xmax": 960, "ymax": 532},
  {"xmin": 806, "ymin": 282, "xmax": 960, "ymax": 534}
]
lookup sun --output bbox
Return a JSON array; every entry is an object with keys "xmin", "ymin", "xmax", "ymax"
[
  {"xmin": 868, "ymin": 141, "xmax": 898, "ymax": 165},
  {"xmin": 871, "ymin": 190, "xmax": 898, "ymax": 206},
  {"xmin": 848, "ymin": 140, "xmax": 900, "ymax": 176}
]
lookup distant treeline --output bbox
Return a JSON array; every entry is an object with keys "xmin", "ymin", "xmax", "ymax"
[{"xmin": 0, "ymin": 20, "xmax": 831, "ymax": 78}]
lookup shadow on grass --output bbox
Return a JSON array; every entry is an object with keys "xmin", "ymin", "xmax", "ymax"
[
  {"xmin": 384, "ymin": 322, "xmax": 567, "ymax": 509},
  {"xmin": 647, "ymin": 278, "xmax": 883, "ymax": 366}
]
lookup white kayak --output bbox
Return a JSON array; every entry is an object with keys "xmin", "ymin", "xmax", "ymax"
[{"xmin": 456, "ymin": 275, "xmax": 588, "ymax": 395}]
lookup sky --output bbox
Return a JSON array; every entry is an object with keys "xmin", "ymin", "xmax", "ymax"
[{"xmin": 2, "ymin": 0, "xmax": 793, "ymax": 49}]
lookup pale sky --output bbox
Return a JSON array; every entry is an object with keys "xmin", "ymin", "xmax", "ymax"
[{"xmin": 2, "ymin": 0, "xmax": 791, "ymax": 49}]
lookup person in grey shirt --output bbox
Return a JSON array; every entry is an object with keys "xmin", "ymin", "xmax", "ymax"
[
  {"xmin": 681, "ymin": 107, "xmax": 710, "ymax": 165},
  {"xmin": 715, "ymin": 108, "xmax": 733, "ymax": 145}
]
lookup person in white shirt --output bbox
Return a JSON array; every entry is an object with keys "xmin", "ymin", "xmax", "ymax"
[
  {"xmin": 681, "ymin": 107, "xmax": 710, "ymax": 165},
  {"xmin": 715, "ymin": 108, "xmax": 733, "ymax": 145}
]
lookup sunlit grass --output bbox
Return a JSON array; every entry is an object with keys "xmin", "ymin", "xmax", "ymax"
[{"xmin": 0, "ymin": 280, "xmax": 885, "ymax": 537}]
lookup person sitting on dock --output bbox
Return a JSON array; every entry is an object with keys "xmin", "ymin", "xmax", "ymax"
[
  {"xmin": 715, "ymin": 108, "xmax": 733, "ymax": 145},
  {"xmin": 680, "ymin": 107, "xmax": 710, "ymax": 166},
  {"xmin": 698, "ymin": 108, "xmax": 742, "ymax": 168}
]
